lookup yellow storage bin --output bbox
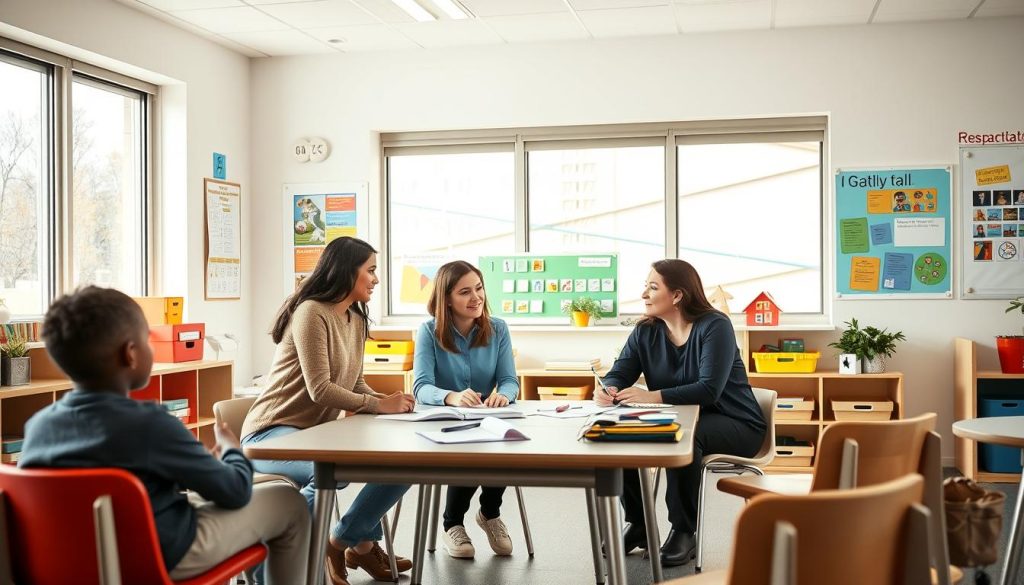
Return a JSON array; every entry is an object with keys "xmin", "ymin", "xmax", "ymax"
[
  {"xmin": 775, "ymin": 398, "xmax": 815, "ymax": 421},
  {"xmin": 751, "ymin": 351, "xmax": 820, "ymax": 373},
  {"xmin": 831, "ymin": 400, "xmax": 894, "ymax": 421},
  {"xmin": 365, "ymin": 340, "xmax": 414, "ymax": 355},
  {"xmin": 538, "ymin": 385, "xmax": 591, "ymax": 400}
]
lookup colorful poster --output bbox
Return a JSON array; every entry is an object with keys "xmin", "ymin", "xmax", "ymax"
[
  {"xmin": 835, "ymin": 167, "xmax": 952, "ymax": 298},
  {"xmin": 283, "ymin": 183, "xmax": 368, "ymax": 296}
]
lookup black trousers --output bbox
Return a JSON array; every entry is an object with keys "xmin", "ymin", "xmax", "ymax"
[
  {"xmin": 621, "ymin": 412, "xmax": 764, "ymax": 533},
  {"xmin": 442, "ymin": 485, "xmax": 507, "ymax": 530}
]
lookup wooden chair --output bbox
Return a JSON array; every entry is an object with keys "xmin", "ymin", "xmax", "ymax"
[
  {"xmin": 716, "ymin": 412, "xmax": 959, "ymax": 585},
  {"xmin": 663, "ymin": 474, "xmax": 933, "ymax": 585},
  {"xmin": 0, "ymin": 466, "xmax": 266, "ymax": 585}
]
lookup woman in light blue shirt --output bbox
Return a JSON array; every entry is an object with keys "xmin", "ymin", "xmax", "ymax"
[{"xmin": 413, "ymin": 260, "xmax": 519, "ymax": 559}]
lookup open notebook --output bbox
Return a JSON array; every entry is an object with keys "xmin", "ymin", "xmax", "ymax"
[
  {"xmin": 417, "ymin": 417, "xmax": 530, "ymax": 444},
  {"xmin": 377, "ymin": 406, "xmax": 525, "ymax": 422}
]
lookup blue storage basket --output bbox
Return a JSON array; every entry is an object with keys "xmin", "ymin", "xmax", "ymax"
[{"xmin": 978, "ymin": 398, "xmax": 1024, "ymax": 473}]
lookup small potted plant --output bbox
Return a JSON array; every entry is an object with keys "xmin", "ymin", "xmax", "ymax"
[
  {"xmin": 1, "ymin": 333, "xmax": 31, "ymax": 386},
  {"xmin": 828, "ymin": 319, "xmax": 867, "ymax": 374},
  {"xmin": 997, "ymin": 296, "xmax": 1024, "ymax": 373},
  {"xmin": 860, "ymin": 324, "xmax": 906, "ymax": 374},
  {"xmin": 563, "ymin": 296, "xmax": 602, "ymax": 327}
]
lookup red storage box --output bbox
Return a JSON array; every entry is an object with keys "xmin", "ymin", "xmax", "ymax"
[{"xmin": 149, "ymin": 324, "xmax": 205, "ymax": 363}]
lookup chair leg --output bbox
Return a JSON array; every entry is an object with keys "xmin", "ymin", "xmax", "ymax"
[
  {"xmin": 514, "ymin": 486, "xmax": 535, "ymax": 557},
  {"xmin": 381, "ymin": 506, "xmax": 399, "ymax": 583},
  {"xmin": 391, "ymin": 498, "xmax": 402, "ymax": 537},
  {"xmin": 653, "ymin": 467, "xmax": 662, "ymax": 497},
  {"xmin": 585, "ymin": 488, "xmax": 606, "ymax": 585},
  {"xmin": 427, "ymin": 484, "xmax": 442, "ymax": 553},
  {"xmin": 695, "ymin": 464, "xmax": 710, "ymax": 573}
]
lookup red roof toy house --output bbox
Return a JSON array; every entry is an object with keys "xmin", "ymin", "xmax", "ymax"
[{"xmin": 744, "ymin": 292, "xmax": 781, "ymax": 326}]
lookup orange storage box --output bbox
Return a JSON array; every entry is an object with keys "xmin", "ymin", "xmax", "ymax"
[{"xmin": 149, "ymin": 323, "xmax": 205, "ymax": 363}]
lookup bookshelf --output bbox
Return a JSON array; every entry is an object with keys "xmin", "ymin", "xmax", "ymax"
[
  {"xmin": 0, "ymin": 346, "xmax": 234, "ymax": 460},
  {"xmin": 954, "ymin": 337, "xmax": 1024, "ymax": 483}
]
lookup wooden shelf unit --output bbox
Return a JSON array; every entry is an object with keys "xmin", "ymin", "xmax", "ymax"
[
  {"xmin": 0, "ymin": 346, "xmax": 233, "ymax": 453},
  {"xmin": 954, "ymin": 337, "xmax": 1024, "ymax": 483}
]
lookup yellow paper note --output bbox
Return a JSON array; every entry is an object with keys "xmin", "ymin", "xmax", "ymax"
[
  {"xmin": 976, "ymin": 165, "xmax": 1011, "ymax": 186},
  {"xmin": 849, "ymin": 256, "xmax": 881, "ymax": 292},
  {"xmin": 866, "ymin": 191, "xmax": 893, "ymax": 214}
]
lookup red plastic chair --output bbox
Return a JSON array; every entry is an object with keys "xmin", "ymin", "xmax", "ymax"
[{"xmin": 0, "ymin": 465, "xmax": 266, "ymax": 585}]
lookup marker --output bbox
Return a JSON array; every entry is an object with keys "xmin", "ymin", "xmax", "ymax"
[
  {"xmin": 555, "ymin": 404, "xmax": 582, "ymax": 413},
  {"xmin": 441, "ymin": 422, "xmax": 481, "ymax": 433}
]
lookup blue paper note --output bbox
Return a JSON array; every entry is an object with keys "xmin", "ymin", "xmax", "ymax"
[
  {"xmin": 870, "ymin": 223, "xmax": 893, "ymax": 246},
  {"xmin": 881, "ymin": 252, "xmax": 913, "ymax": 290},
  {"xmin": 213, "ymin": 152, "xmax": 226, "ymax": 180}
]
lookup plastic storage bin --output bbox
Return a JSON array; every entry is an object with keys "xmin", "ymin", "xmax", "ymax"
[
  {"xmin": 832, "ymin": 400, "xmax": 894, "ymax": 421},
  {"xmin": 751, "ymin": 352, "xmax": 820, "ymax": 373},
  {"xmin": 978, "ymin": 398, "xmax": 1024, "ymax": 473}
]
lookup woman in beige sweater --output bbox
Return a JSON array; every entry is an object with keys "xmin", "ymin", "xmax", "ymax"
[{"xmin": 242, "ymin": 237, "xmax": 415, "ymax": 585}]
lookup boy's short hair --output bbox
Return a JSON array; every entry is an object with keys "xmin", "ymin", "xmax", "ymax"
[{"xmin": 42, "ymin": 286, "xmax": 148, "ymax": 382}]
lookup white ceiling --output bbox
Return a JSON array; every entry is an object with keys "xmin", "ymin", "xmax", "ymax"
[{"xmin": 116, "ymin": 0, "xmax": 1023, "ymax": 57}]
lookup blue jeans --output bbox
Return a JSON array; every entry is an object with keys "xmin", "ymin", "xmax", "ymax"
[{"xmin": 242, "ymin": 425, "xmax": 410, "ymax": 545}]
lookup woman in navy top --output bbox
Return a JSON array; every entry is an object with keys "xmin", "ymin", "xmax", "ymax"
[
  {"xmin": 599, "ymin": 259, "xmax": 766, "ymax": 567},
  {"xmin": 413, "ymin": 260, "xmax": 520, "ymax": 559}
]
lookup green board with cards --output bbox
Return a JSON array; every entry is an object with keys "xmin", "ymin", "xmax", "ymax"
[{"xmin": 479, "ymin": 254, "xmax": 618, "ymax": 320}]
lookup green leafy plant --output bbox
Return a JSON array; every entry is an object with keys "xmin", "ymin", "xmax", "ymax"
[
  {"xmin": 0, "ymin": 334, "xmax": 28, "ymax": 359},
  {"xmin": 861, "ymin": 325, "xmax": 906, "ymax": 359},
  {"xmin": 562, "ymin": 296, "xmax": 602, "ymax": 320},
  {"xmin": 1006, "ymin": 296, "xmax": 1024, "ymax": 335},
  {"xmin": 828, "ymin": 319, "xmax": 868, "ymax": 358}
]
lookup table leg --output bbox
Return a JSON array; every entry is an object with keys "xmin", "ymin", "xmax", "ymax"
[
  {"xmin": 585, "ymin": 488, "xmax": 606, "ymax": 585},
  {"xmin": 427, "ymin": 483, "xmax": 441, "ymax": 552},
  {"xmin": 411, "ymin": 484, "xmax": 432, "ymax": 585},
  {"xmin": 596, "ymin": 469, "xmax": 627, "ymax": 585},
  {"xmin": 308, "ymin": 463, "xmax": 337, "ymax": 585},
  {"xmin": 1000, "ymin": 459, "xmax": 1024, "ymax": 585},
  {"xmin": 639, "ymin": 468, "xmax": 664, "ymax": 583}
]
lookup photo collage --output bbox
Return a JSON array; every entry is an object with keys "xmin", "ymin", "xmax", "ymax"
[
  {"xmin": 971, "ymin": 189, "xmax": 1024, "ymax": 262},
  {"xmin": 497, "ymin": 257, "xmax": 615, "ymax": 316}
]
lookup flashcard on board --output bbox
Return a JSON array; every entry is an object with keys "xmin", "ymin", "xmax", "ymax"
[
  {"xmin": 502, "ymin": 260, "xmax": 514, "ymax": 273},
  {"xmin": 531, "ymin": 259, "xmax": 545, "ymax": 272},
  {"xmin": 546, "ymin": 279, "xmax": 559, "ymax": 292},
  {"xmin": 560, "ymin": 299, "xmax": 571, "ymax": 312},
  {"xmin": 532, "ymin": 280, "xmax": 544, "ymax": 293},
  {"xmin": 515, "ymin": 300, "xmax": 529, "ymax": 313},
  {"xmin": 588, "ymin": 278, "xmax": 601, "ymax": 292},
  {"xmin": 502, "ymin": 280, "xmax": 515, "ymax": 293},
  {"xmin": 601, "ymin": 278, "xmax": 615, "ymax": 292},
  {"xmin": 574, "ymin": 279, "xmax": 587, "ymax": 292},
  {"xmin": 560, "ymin": 279, "xmax": 573, "ymax": 292},
  {"xmin": 530, "ymin": 300, "xmax": 544, "ymax": 313},
  {"xmin": 600, "ymin": 299, "xmax": 614, "ymax": 313},
  {"xmin": 516, "ymin": 279, "xmax": 529, "ymax": 293},
  {"xmin": 515, "ymin": 259, "xmax": 529, "ymax": 272},
  {"xmin": 501, "ymin": 300, "xmax": 514, "ymax": 313}
]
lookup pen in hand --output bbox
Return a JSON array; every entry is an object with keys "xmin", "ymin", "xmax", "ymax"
[
  {"xmin": 441, "ymin": 422, "xmax": 481, "ymax": 433},
  {"xmin": 591, "ymin": 366, "xmax": 619, "ymax": 405}
]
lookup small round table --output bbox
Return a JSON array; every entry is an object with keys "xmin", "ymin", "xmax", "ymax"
[{"xmin": 952, "ymin": 416, "xmax": 1024, "ymax": 585}]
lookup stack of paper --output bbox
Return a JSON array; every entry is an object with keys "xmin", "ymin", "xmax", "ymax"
[
  {"xmin": 545, "ymin": 358, "xmax": 601, "ymax": 371},
  {"xmin": 417, "ymin": 417, "xmax": 530, "ymax": 444}
]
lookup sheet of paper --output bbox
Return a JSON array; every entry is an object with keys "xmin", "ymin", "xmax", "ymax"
[
  {"xmin": 839, "ymin": 218, "xmax": 870, "ymax": 254},
  {"xmin": 893, "ymin": 217, "xmax": 945, "ymax": 247},
  {"xmin": 849, "ymin": 256, "xmax": 881, "ymax": 291},
  {"xmin": 417, "ymin": 417, "xmax": 530, "ymax": 444},
  {"xmin": 881, "ymin": 252, "xmax": 913, "ymax": 291}
]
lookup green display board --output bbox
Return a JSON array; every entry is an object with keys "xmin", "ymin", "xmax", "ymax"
[{"xmin": 479, "ymin": 254, "xmax": 618, "ymax": 320}]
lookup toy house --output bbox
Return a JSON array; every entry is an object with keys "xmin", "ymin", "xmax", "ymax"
[{"xmin": 744, "ymin": 292, "xmax": 781, "ymax": 326}]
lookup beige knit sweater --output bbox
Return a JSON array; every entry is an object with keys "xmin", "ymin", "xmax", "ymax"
[{"xmin": 241, "ymin": 300, "xmax": 385, "ymax": 439}]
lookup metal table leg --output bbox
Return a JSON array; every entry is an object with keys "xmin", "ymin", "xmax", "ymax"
[
  {"xmin": 639, "ymin": 468, "xmax": 664, "ymax": 582},
  {"xmin": 595, "ymin": 469, "xmax": 626, "ymax": 585},
  {"xmin": 411, "ymin": 484, "xmax": 432, "ymax": 585},
  {"xmin": 586, "ymin": 488, "xmax": 606, "ymax": 585},
  {"xmin": 427, "ymin": 484, "xmax": 442, "ymax": 553},
  {"xmin": 308, "ymin": 463, "xmax": 337, "ymax": 585},
  {"xmin": 999, "ymin": 457, "xmax": 1024, "ymax": 585}
]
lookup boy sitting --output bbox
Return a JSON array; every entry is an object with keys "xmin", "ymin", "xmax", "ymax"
[{"xmin": 20, "ymin": 286, "xmax": 309, "ymax": 584}]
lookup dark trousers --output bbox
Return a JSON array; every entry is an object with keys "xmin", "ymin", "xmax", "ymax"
[
  {"xmin": 621, "ymin": 412, "xmax": 764, "ymax": 534},
  {"xmin": 442, "ymin": 485, "xmax": 507, "ymax": 530}
]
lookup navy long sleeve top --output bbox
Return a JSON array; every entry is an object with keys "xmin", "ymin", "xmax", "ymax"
[
  {"xmin": 19, "ymin": 389, "xmax": 253, "ymax": 571},
  {"xmin": 603, "ymin": 312, "xmax": 766, "ymax": 432}
]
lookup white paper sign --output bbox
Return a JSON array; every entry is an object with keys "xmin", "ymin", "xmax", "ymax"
[
  {"xmin": 578, "ymin": 257, "xmax": 612, "ymax": 268},
  {"xmin": 893, "ymin": 217, "xmax": 945, "ymax": 247}
]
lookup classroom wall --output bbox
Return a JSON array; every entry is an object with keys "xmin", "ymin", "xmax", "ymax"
[
  {"xmin": 249, "ymin": 16, "xmax": 1024, "ymax": 462},
  {"xmin": 0, "ymin": 0, "xmax": 254, "ymax": 384}
]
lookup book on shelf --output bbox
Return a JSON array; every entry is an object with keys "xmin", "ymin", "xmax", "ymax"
[
  {"xmin": 167, "ymin": 408, "xmax": 191, "ymax": 420},
  {"xmin": 417, "ymin": 417, "xmax": 530, "ymax": 444},
  {"xmin": 545, "ymin": 358, "xmax": 601, "ymax": 371},
  {"xmin": 0, "ymin": 322, "xmax": 41, "ymax": 344},
  {"xmin": 161, "ymin": 399, "xmax": 189, "ymax": 411},
  {"xmin": 377, "ymin": 406, "xmax": 525, "ymax": 422},
  {"xmin": 1, "ymin": 436, "xmax": 24, "ymax": 454}
]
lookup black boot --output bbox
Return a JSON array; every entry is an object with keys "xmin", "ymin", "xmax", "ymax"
[{"xmin": 659, "ymin": 529, "xmax": 696, "ymax": 566}]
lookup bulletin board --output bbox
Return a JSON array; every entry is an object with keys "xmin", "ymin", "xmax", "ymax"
[
  {"xmin": 959, "ymin": 145, "xmax": 1024, "ymax": 299},
  {"xmin": 834, "ymin": 166, "xmax": 952, "ymax": 299},
  {"xmin": 282, "ymin": 182, "xmax": 368, "ymax": 297},
  {"xmin": 479, "ymin": 254, "xmax": 618, "ymax": 320}
]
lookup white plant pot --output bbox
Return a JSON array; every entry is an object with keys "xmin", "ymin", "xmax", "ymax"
[
  {"xmin": 862, "ymin": 355, "xmax": 886, "ymax": 374},
  {"xmin": 838, "ymin": 354, "xmax": 862, "ymax": 375}
]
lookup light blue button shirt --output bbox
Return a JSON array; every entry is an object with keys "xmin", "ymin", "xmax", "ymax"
[{"xmin": 413, "ymin": 317, "xmax": 520, "ymax": 406}]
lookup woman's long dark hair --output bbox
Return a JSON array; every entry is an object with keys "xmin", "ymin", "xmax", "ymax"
[
  {"xmin": 270, "ymin": 237, "xmax": 377, "ymax": 343},
  {"xmin": 427, "ymin": 260, "xmax": 493, "ymax": 354},
  {"xmin": 640, "ymin": 259, "xmax": 719, "ymax": 325}
]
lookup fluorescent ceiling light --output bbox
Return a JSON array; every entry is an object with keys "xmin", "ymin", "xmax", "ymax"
[
  {"xmin": 431, "ymin": 0, "xmax": 470, "ymax": 19},
  {"xmin": 390, "ymin": 0, "xmax": 436, "ymax": 22}
]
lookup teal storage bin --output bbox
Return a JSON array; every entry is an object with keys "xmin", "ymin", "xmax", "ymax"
[{"xmin": 978, "ymin": 398, "xmax": 1024, "ymax": 473}]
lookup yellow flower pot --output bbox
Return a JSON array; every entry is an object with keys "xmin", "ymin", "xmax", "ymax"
[{"xmin": 571, "ymin": 311, "xmax": 591, "ymax": 327}]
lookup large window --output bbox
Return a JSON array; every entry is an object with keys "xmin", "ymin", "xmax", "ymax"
[
  {"xmin": 384, "ymin": 119, "xmax": 825, "ymax": 320},
  {"xmin": 0, "ymin": 40, "xmax": 152, "ymax": 319}
]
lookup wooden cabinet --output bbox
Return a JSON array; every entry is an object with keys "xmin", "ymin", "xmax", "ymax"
[
  {"xmin": 0, "ymin": 346, "xmax": 233, "ymax": 455},
  {"xmin": 954, "ymin": 337, "xmax": 1024, "ymax": 483}
]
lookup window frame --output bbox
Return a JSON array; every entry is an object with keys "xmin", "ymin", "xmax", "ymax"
[
  {"xmin": 0, "ymin": 36, "xmax": 155, "ymax": 319},
  {"xmin": 381, "ymin": 116, "xmax": 829, "ymax": 324}
]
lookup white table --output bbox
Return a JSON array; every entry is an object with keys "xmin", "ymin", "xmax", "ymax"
[{"xmin": 952, "ymin": 416, "xmax": 1024, "ymax": 585}]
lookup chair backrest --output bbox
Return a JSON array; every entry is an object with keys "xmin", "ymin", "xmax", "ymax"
[
  {"xmin": 726, "ymin": 474, "xmax": 930, "ymax": 585},
  {"xmin": 749, "ymin": 388, "xmax": 778, "ymax": 464},
  {"xmin": 810, "ymin": 412, "xmax": 935, "ymax": 491},
  {"xmin": 0, "ymin": 465, "xmax": 171, "ymax": 585},
  {"xmin": 214, "ymin": 396, "xmax": 257, "ymax": 438}
]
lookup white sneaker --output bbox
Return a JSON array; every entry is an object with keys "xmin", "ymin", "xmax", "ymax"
[
  {"xmin": 442, "ymin": 525, "xmax": 475, "ymax": 559},
  {"xmin": 476, "ymin": 510, "xmax": 513, "ymax": 556}
]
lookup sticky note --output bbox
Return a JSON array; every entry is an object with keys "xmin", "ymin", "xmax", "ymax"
[{"xmin": 870, "ymin": 223, "xmax": 893, "ymax": 246}]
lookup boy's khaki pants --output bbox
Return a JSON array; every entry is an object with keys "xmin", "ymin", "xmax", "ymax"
[{"xmin": 169, "ymin": 481, "xmax": 310, "ymax": 584}]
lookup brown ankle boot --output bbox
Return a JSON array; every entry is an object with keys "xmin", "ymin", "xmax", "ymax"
[
  {"xmin": 344, "ymin": 542, "xmax": 413, "ymax": 581},
  {"xmin": 325, "ymin": 543, "xmax": 351, "ymax": 585}
]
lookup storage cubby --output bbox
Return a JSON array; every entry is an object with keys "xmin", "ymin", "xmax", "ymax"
[
  {"xmin": 517, "ymin": 370, "xmax": 598, "ymax": 401},
  {"xmin": 769, "ymin": 424, "xmax": 819, "ymax": 471}
]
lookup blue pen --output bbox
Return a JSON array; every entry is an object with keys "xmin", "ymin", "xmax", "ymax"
[{"xmin": 441, "ymin": 422, "xmax": 481, "ymax": 433}]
